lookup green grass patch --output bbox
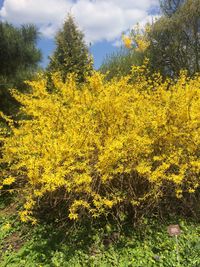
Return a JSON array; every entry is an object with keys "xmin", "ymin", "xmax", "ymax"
[
  {"xmin": 0, "ymin": 195, "xmax": 200, "ymax": 267},
  {"xmin": 0, "ymin": 205, "xmax": 200, "ymax": 267}
]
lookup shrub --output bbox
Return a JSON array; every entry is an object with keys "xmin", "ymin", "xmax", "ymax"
[{"xmin": 0, "ymin": 66, "xmax": 200, "ymax": 223}]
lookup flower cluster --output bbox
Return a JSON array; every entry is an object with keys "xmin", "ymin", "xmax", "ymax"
[
  {"xmin": 0, "ymin": 67, "xmax": 200, "ymax": 222},
  {"xmin": 123, "ymin": 23, "xmax": 150, "ymax": 52}
]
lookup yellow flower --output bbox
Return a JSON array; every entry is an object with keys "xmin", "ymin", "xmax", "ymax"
[
  {"xmin": 1, "ymin": 223, "xmax": 11, "ymax": 231},
  {"xmin": 0, "ymin": 66, "xmax": 199, "ymax": 222},
  {"xmin": 135, "ymin": 38, "xmax": 150, "ymax": 52},
  {"xmin": 176, "ymin": 189, "xmax": 183, "ymax": 199},
  {"xmin": 188, "ymin": 188, "xmax": 195, "ymax": 193},
  {"xmin": 103, "ymin": 199, "xmax": 113, "ymax": 208},
  {"xmin": 68, "ymin": 213, "xmax": 79, "ymax": 220},
  {"xmin": 2, "ymin": 177, "xmax": 15, "ymax": 186},
  {"xmin": 122, "ymin": 35, "xmax": 132, "ymax": 49}
]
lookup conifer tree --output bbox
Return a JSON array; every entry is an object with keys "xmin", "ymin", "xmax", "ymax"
[
  {"xmin": 0, "ymin": 22, "xmax": 41, "ymax": 115},
  {"xmin": 48, "ymin": 15, "xmax": 93, "ymax": 83}
]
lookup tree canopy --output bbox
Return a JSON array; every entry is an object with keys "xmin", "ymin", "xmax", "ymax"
[
  {"xmin": 0, "ymin": 22, "xmax": 41, "ymax": 115},
  {"xmin": 148, "ymin": 0, "xmax": 200, "ymax": 77},
  {"xmin": 100, "ymin": 48, "xmax": 144, "ymax": 80},
  {"xmin": 160, "ymin": 0, "xmax": 185, "ymax": 16},
  {"xmin": 48, "ymin": 15, "xmax": 93, "ymax": 83}
]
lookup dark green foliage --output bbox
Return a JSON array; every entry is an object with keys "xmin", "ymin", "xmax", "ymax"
[
  {"xmin": 0, "ymin": 22, "xmax": 41, "ymax": 115},
  {"xmin": 148, "ymin": 0, "xmax": 200, "ymax": 77},
  {"xmin": 0, "ymin": 23, "xmax": 41, "ymax": 77},
  {"xmin": 100, "ymin": 48, "xmax": 144, "ymax": 80},
  {"xmin": 48, "ymin": 15, "xmax": 93, "ymax": 83}
]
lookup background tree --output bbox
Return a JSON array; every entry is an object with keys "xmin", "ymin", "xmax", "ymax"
[
  {"xmin": 99, "ymin": 47, "xmax": 144, "ymax": 80},
  {"xmin": 0, "ymin": 22, "xmax": 41, "ymax": 115},
  {"xmin": 147, "ymin": 0, "xmax": 200, "ymax": 77},
  {"xmin": 159, "ymin": 0, "xmax": 185, "ymax": 16},
  {"xmin": 48, "ymin": 15, "xmax": 93, "ymax": 83}
]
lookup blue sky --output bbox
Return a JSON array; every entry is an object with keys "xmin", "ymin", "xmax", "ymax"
[{"xmin": 0, "ymin": 0, "xmax": 159, "ymax": 69}]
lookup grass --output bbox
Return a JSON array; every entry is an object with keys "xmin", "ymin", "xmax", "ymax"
[{"xmin": 1, "ymin": 200, "xmax": 200, "ymax": 267}]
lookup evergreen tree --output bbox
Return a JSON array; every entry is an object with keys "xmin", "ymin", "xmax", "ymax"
[
  {"xmin": 0, "ymin": 22, "xmax": 41, "ymax": 115},
  {"xmin": 48, "ymin": 15, "xmax": 93, "ymax": 83}
]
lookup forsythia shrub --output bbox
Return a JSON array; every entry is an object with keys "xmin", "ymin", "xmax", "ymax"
[
  {"xmin": 122, "ymin": 23, "xmax": 150, "ymax": 52},
  {"xmin": 0, "ymin": 66, "xmax": 200, "ymax": 223}
]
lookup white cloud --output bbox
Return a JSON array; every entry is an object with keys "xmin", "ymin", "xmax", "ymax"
[
  {"xmin": 112, "ymin": 39, "xmax": 123, "ymax": 48},
  {"xmin": 0, "ymin": 0, "xmax": 159, "ymax": 43}
]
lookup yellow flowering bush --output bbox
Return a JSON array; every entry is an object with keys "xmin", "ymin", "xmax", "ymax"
[
  {"xmin": 122, "ymin": 23, "xmax": 150, "ymax": 52},
  {"xmin": 122, "ymin": 35, "xmax": 132, "ymax": 49},
  {"xmin": 0, "ymin": 67, "xmax": 200, "ymax": 222}
]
